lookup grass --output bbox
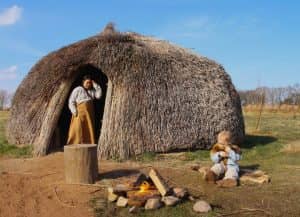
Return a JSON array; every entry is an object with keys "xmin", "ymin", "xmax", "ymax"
[
  {"xmin": 241, "ymin": 112, "xmax": 300, "ymax": 170},
  {"xmin": 134, "ymin": 151, "xmax": 157, "ymax": 162},
  {"xmin": 0, "ymin": 111, "xmax": 32, "ymax": 158}
]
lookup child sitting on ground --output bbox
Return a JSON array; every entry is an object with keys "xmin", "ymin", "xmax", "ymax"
[{"xmin": 205, "ymin": 131, "xmax": 242, "ymax": 187}]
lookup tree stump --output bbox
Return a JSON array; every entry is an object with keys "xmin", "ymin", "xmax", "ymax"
[{"xmin": 64, "ymin": 144, "xmax": 98, "ymax": 184}]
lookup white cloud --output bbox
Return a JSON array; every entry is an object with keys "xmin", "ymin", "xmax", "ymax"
[
  {"xmin": 182, "ymin": 16, "xmax": 210, "ymax": 29},
  {"xmin": 157, "ymin": 15, "xmax": 261, "ymax": 41},
  {"xmin": 0, "ymin": 65, "xmax": 18, "ymax": 80},
  {"xmin": 158, "ymin": 16, "xmax": 215, "ymax": 40},
  {"xmin": 0, "ymin": 5, "xmax": 22, "ymax": 26}
]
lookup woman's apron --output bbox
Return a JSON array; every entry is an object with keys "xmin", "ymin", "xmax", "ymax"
[{"xmin": 67, "ymin": 100, "xmax": 96, "ymax": 144}]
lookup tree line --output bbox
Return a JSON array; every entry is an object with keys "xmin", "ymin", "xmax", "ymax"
[
  {"xmin": 1, "ymin": 83, "xmax": 300, "ymax": 110},
  {"xmin": 238, "ymin": 83, "xmax": 300, "ymax": 106},
  {"xmin": 0, "ymin": 90, "xmax": 13, "ymax": 110}
]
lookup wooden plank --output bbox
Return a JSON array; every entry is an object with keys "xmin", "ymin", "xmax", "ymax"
[
  {"xmin": 148, "ymin": 169, "xmax": 171, "ymax": 196},
  {"xmin": 240, "ymin": 174, "xmax": 270, "ymax": 184}
]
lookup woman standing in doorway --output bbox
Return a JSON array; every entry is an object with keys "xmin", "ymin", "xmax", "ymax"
[{"xmin": 67, "ymin": 75, "xmax": 102, "ymax": 145}]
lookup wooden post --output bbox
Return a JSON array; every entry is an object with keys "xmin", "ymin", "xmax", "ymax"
[
  {"xmin": 64, "ymin": 144, "xmax": 98, "ymax": 184},
  {"xmin": 255, "ymin": 90, "xmax": 265, "ymax": 131}
]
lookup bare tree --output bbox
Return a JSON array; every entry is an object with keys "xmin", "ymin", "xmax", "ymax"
[
  {"xmin": 239, "ymin": 83, "xmax": 300, "ymax": 106},
  {"xmin": 0, "ymin": 90, "xmax": 7, "ymax": 110},
  {"xmin": 0, "ymin": 89, "xmax": 13, "ymax": 110}
]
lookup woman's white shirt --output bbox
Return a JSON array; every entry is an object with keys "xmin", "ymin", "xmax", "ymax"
[{"xmin": 68, "ymin": 83, "xmax": 102, "ymax": 116}]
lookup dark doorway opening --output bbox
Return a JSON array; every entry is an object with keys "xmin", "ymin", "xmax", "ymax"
[{"xmin": 49, "ymin": 64, "xmax": 108, "ymax": 152}]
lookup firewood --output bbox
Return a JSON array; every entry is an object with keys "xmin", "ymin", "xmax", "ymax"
[
  {"xmin": 239, "ymin": 169, "xmax": 270, "ymax": 184},
  {"xmin": 108, "ymin": 184, "xmax": 137, "ymax": 195},
  {"xmin": 240, "ymin": 174, "xmax": 270, "ymax": 184},
  {"xmin": 127, "ymin": 198, "xmax": 146, "ymax": 207},
  {"xmin": 148, "ymin": 169, "xmax": 171, "ymax": 196},
  {"xmin": 127, "ymin": 190, "xmax": 161, "ymax": 207}
]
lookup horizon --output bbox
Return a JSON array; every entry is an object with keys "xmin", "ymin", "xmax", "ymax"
[{"xmin": 0, "ymin": 1, "xmax": 299, "ymax": 92}]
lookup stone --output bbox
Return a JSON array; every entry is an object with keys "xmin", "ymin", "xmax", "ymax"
[
  {"xmin": 145, "ymin": 197, "xmax": 163, "ymax": 210},
  {"xmin": 173, "ymin": 187, "xmax": 189, "ymax": 199},
  {"xmin": 161, "ymin": 196, "xmax": 180, "ymax": 206},
  {"xmin": 107, "ymin": 191, "xmax": 119, "ymax": 202},
  {"xmin": 193, "ymin": 200, "xmax": 212, "ymax": 213},
  {"xmin": 116, "ymin": 196, "xmax": 128, "ymax": 207}
]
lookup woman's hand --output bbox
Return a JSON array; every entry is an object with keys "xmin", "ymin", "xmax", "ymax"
[{"xmin": 92, "ymin": 80, "xmax": 98, "ymax": 86}]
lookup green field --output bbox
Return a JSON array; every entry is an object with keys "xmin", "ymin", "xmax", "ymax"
[
  {"xmin": 1, "ymin": 110, "xmax": 300, "ymax": 216},
  {"xmin": 0, "ymin": 111, "xmax": 32, "ymax": 157}
]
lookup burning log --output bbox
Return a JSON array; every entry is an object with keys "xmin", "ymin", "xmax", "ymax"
[{"xmin": 127, "ymin": 189, "xmax": 160, "ymax": 199}]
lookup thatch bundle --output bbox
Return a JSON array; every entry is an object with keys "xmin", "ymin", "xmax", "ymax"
[{"xmin": 6, "ymin": 24, "xmax": 245, "ymax": 159}]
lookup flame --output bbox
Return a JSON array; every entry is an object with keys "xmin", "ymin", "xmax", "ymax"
[{"xmin": 139, "ymin": 181, "xmax": 151, "ymax": 193}]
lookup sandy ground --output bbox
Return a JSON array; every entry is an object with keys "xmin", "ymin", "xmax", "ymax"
[
  {"xmin": 0, "ymin": 152, "xmax": 147, "ymax": 217},
  {"xmin": 0, "ymin": 153, "xmax": 95, "ymax": 217}
]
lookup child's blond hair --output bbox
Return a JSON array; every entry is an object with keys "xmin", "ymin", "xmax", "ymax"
[{"xmin": 217, "ymin": 131, "xmax": 232, "ymax": 145}]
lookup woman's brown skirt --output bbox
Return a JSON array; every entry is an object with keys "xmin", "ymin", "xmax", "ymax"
[{"xmin": 67, "ymin": 100, "xmax": 96, "ymax": 145}]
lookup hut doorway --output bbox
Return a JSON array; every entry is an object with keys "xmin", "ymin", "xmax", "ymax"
[{"xmin": 50, "ymin": 64, "xmax": 108, "ymax": 152}]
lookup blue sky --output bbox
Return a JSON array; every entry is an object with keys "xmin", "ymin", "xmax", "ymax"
[{"xmin": 0, "ymin": 0, "xmax": 299, "ymax": 92}]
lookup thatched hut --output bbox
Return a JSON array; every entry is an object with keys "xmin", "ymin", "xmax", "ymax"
[{"xmin": 6, "ymin": 24, "xmax": 245, "ymax": 159}]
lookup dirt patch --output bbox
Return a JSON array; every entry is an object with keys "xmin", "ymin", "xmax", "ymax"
[
  {"xmin": 0, "ymin": 153, "xmax": 149, "ymax": 217},
  {"xmin": 0, "ymin": 153, "xmax": 96, "ymax": 217},
  {"xmin": 1, "ymin": 152, "xmax": 300, "ymax": 217}
]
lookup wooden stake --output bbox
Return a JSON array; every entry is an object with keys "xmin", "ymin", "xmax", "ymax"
[{"xmin": 255, "ymin": 90, "xmax": 265, "ymax": 131}]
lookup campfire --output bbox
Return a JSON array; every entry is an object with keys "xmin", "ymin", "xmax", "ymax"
[{"xmin": 107, "ymin": 168, "xmax": 191, "ymax": 211}]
